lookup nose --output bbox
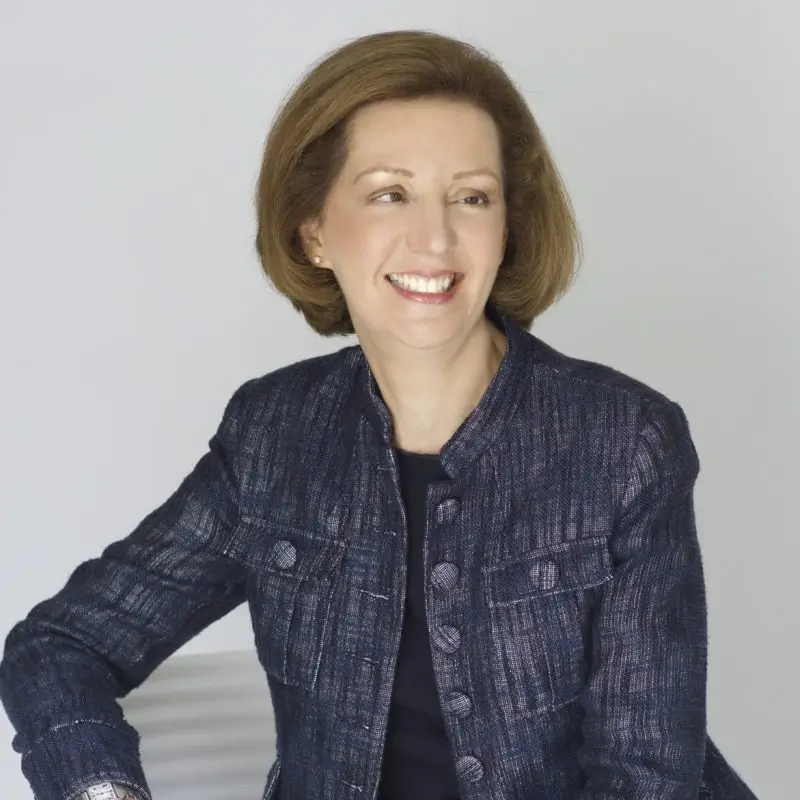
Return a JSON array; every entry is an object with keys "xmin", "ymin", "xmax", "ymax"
[{"xmin": 406, "ymin": 197, "xmax": 455, "ymax": 257}]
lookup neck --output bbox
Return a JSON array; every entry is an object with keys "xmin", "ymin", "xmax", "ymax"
[{"xmin": 360, "ymin": 315, "xmax": 507, "ymax": 455}]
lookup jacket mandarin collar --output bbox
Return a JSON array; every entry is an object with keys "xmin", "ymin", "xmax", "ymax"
[{"xmin": 352, "ymin": 303, "xmax": 534, "ymax": 479}]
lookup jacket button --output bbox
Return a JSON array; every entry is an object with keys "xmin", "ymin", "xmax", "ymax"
[
  {"xmin": 269, "ymin": 540, "xmax": 297, "ymax": 570},
  {"xmin": 442, "ymin": 690, "xmax": 473, "ymax": 718},
  {"xmin": 435, "ymin": 498, "xmax": 461, "ymax": 524},
  {"xmin": 431, "ymin": 562, "xmax": 460, "ymax": 590},
  {"xmin": 432, "ymin": 625, "xmax": 462, "ymax": 653},
  {"xmin": 455, "ymin": 755, "xmax": 484, "ymax": 783},
  {"xmin": 530, "ymin": 558, "xmax": 559, "ymax": 591}
]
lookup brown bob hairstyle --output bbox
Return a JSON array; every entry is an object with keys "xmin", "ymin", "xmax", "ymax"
[{"xmin": 254, "ymin": 29, "xmax": 581, "ymax": 336}]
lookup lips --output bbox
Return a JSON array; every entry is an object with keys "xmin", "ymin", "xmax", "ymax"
[{"xmin": 385, "ymin": 272, "xmax": 463, "ymax": 303}]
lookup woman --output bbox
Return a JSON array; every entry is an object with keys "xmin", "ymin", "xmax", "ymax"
[{"xmin": 0, "ymin": 30, "xmax": 757, "ymax": 800}]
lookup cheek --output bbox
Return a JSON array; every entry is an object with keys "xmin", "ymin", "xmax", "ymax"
[
  {"xmin": 327, "ymin": 214, "xmax": 397, "ymax": 264},
  {"xmin": 459, "ymin": 217, "xmax": 507, "ymax": 266}
]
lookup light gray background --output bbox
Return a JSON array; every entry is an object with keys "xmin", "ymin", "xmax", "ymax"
[{"xmin": 1, "ymin": 2, "xmax": 796, "ymax": 797}]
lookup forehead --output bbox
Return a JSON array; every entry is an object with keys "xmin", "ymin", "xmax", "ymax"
[{"xmin": 343, "ymin": 98, "xmax": 502, "ymax": 169}]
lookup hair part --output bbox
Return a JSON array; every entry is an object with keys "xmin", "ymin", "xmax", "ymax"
[{"xmin": 254, "ymin": 29, "xmax": 582, "ymax": 336}]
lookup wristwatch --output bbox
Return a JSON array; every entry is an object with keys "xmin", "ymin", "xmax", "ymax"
[{"xmin": 74, "ymin": 782, "xmax": 140, "ymax": 800}]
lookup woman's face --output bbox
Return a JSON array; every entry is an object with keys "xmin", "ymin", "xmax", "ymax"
[{"xmin": 303, "ymin": 97, "xmax": 508, "ymax": 351}]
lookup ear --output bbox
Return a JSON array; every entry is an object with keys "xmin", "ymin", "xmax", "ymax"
[{"xmin": 299, "ymin": 217, "xmax": 325, "ymax": 265}]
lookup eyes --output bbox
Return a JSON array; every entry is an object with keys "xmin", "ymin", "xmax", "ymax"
[{"xmin": 371, "ymin": 188, "xmax": 492, "ymax": 207}]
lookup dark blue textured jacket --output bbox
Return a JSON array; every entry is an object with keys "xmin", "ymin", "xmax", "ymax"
[{"xmin": 0, "ymin": 306, "xmax": 757, "ymax": 799}]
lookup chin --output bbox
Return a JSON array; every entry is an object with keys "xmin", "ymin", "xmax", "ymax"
[{"xmin": 391, "ymin": 315, "xmax": 476, "ymax": 350}]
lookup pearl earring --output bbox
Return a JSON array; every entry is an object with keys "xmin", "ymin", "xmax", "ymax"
[{"xmin": 312, "ymin": 255, "xmax": 322, "ymax": 265}]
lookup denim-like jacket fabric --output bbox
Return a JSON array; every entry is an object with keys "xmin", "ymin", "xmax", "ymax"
[{"xmin": 0, "ymin": 307, "xmax": 757, "ymax": 800}]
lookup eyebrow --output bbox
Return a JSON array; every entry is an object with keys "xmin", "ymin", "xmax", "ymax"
[{"xmin": 352, "ymin": 166, "xmax": 502, "ymax": 185}]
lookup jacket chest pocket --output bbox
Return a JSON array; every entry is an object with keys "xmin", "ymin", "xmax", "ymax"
[
  {"xmin": 224, "ymin": 517, "xmax": 346, "ymax": 691},
  {"xmin": 484, "ymin": 536, "xmax": 612, "ymax": 719}
]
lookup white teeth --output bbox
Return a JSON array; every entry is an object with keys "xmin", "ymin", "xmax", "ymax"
[{"xmin": 387, "ymin": 273, "xmax": 456, "ymax": 294}]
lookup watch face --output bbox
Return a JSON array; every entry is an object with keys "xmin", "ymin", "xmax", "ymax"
[{"xmin": 85, "ymin": 783, "xmax": 128, "ymax": 800}]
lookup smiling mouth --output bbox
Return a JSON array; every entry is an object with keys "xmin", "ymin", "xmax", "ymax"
[{"xmin": 385, "ymin": 272, "xmax": 461, "ymax": 294}]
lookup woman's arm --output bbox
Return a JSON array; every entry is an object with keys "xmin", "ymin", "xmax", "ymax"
[
  {"xmin": 0, "ymin": 381, "xmax": 254, "ymax": 800},
  {"xmin": 577, "ymin": 399, "xmax": 708, "ymax": 799}
]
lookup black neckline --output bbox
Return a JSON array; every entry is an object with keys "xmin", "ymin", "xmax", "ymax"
[{"xmin": 395, "ymin": 448, "xmax": 441, "ymax": 460}]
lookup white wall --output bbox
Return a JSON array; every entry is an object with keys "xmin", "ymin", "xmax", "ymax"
[{"xmin": 1, "ymin": 1, "xmax": 796, "ymax": 797}]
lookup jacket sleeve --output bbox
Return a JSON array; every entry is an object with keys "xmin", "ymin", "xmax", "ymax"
[
  {"xmin": 0, "ymin": 381, "xmax": 254, "ymax": 800},
  {"xmin": 577, "ymin": 400, "xmax": 708, "ymax": 799}
]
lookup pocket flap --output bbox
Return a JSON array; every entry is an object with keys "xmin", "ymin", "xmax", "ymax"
[
  {"xmin": 223, "ymin": 517, "xmax": 346, "ymax": 580},
  {"xmin": 486, "ymin": 537, "xmax": 612, "ymax": 605}
]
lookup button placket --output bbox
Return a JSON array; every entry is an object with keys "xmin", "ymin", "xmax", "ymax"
[
  {"xmin": 428, "ymin": 495, "xmax": 462, "ymax": 654},
  {"xmin": 429, "ymin": 486, "xmax": 483, "ymax": 780}
]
